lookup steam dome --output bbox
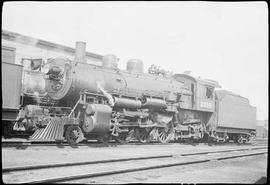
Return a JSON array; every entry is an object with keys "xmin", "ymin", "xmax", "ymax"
[{"xmin": 126, "ymin": 59, "xmax": 144, "ymax": 73}]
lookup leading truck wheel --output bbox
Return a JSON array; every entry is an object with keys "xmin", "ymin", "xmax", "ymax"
[{"xmin": 65, "ymin": 125, "xmax": 83, "ymax": 146}]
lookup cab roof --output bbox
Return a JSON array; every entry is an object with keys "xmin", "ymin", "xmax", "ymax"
[{"xmin": 173, "ymin": 73, "xmax": 221, "ymax": 88}]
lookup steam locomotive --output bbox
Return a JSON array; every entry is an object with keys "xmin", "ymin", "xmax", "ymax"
[{"xmin": 2, "ymin": 41, "xmax": 256, "ymax": 145}]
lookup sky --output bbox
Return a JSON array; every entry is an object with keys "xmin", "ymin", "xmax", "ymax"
[{"xmin": 2, "ymin": 1, "xmax": 268, "ymax": 120}]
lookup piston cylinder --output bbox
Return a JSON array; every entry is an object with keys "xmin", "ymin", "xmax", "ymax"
[{"xmin": 82, "ymin": 104, "xmax": 112, "ymax": 133}]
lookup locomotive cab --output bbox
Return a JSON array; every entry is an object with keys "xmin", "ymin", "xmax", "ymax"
[
  {"xmin": 174, "ymin": 73, "xmax": 221, "ymax": 112},
  {"xmin": 173, "ymin": 73, "xmax": 221, "ymax": 141}
]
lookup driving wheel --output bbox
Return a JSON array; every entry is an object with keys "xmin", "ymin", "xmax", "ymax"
[{"xmin": 136, "ymin": 128, "xmax": 151, "ymax": 143}]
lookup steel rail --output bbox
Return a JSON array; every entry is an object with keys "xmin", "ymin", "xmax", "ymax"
[
  {"xmin": 3, "ymin": 147, "xmax": 267, "ymax": 184},
  {"xmin": 2, "ymin": 154, "xmax": 173, "ymax": 173},
  {"xmin": 1, "ymin": 141, "xmax": 176, "ymax": 148},
  {"xmin": 3, "ymin": 146, "xmax": 267, "ymax": 173},
  {"xmin": 21, "ymin": 150, "xmax": 267, "ymax": 184},
  {"xmin": 180, "ymin": 146, "xmax": 268, "ymax": 156},
  {"xmin": 2, "ymin": 139, "xmax": 263, "ymax": 148}
]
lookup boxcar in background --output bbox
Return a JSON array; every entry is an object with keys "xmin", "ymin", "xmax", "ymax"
[
  {"xmin": 2, "ymin": 62, "xmax": 23, "ymax": 120},
  {"xmin": 2, "ymin": 45, "xmax": 23, "ymax": 121}
]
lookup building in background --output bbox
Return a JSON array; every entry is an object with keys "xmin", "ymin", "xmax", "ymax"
[
  {"xmin": 256, "ymin": 120, "xmax": 268, "ymax": 138},
  {"xmin": 2, "ymin": 30, "xmax": 103, "ymax": 66},
  {"xmin": 2, "ymin": 30, "xmax": 106, "ymax": 98}
]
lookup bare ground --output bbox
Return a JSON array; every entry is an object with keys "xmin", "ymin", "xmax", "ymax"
[{"xmin": 2, "ymin": 142, "xmax": 268, "ymax": 184}]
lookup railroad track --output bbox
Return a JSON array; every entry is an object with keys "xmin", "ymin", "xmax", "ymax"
[
  {"xmin": 2, "ymin": 138, "xmax": 264, "ymax": 148},
  {"xmin": 1, "ymin": 140, "xmax": 176, "ymax": 149},
  {"xmin": 2, "ymin": 146, "xmax": 267, "ymax": 184}
]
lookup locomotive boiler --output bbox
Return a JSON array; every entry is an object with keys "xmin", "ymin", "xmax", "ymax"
[
  {"xmin": 45, "ymin": 43, "xmax": 183, "ymax": 105},
  {"xmin": 42, "ymin": 42, "xmax": 185, "ymax": 144}
]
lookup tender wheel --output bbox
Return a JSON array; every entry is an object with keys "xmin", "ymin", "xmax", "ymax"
[
  {"xmin": 114, "ymin": 129, "xmax": 134, "ymax": 144},
  {"xmin": 236, "ymin": 136, "xmax": 244, "ymax": 144},
  {"xmin": 157, "ymin": 127, "xmax": 174, "ymax": 143},
  {"xmin": 136, "ymin": 128, "xmax": 151, "ymax": 143},
  {"xmin": 65, "ymin": 125, "xmax": 83, "ymax": 146}
]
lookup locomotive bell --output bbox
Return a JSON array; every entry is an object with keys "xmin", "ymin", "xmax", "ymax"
[{"xmin": 47, "ymin": 66, "xmax": 62, "ymax": 75}]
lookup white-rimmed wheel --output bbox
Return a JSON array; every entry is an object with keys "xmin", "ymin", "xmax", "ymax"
[
  {"xmin": 65, "ymin": 125, "xmax": 83, "ymax": 146},
  {"xmin": 237, "ymin": 135, "xmax": 244, "ymax": 144},
  {"xmin": 157, "ymin": 125, "xmax": 174, "ymax": 143}
]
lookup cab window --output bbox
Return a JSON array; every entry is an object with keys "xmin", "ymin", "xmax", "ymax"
[{"xmin": 206, "ymin": 87, "xmax": 213, "ymax": 99}]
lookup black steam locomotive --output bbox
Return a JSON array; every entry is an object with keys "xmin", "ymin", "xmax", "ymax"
[{"xmin": 2, "ymin": 42, "xmax": 256, "ymax": 145}]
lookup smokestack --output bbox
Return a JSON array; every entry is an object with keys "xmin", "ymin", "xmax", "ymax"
[{"xmin": 75, "ymin": 41, "xmax": 86, "ymax": 63}]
